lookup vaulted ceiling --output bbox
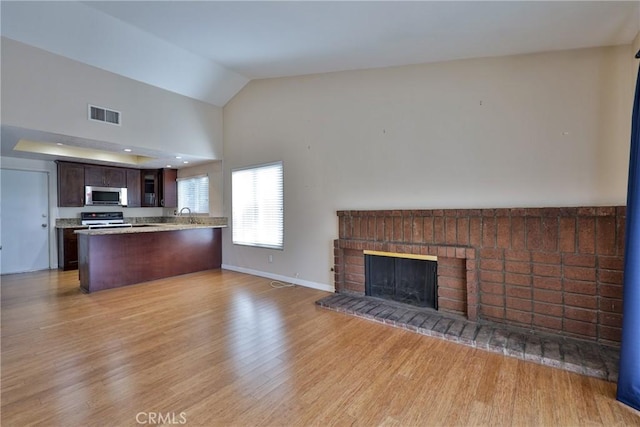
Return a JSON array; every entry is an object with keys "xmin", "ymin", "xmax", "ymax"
[
  {"xmin": 3, "ymin": 1, "xmax": 639, "ymax": 107},
  {"xmin": 1, "ymin": 1, "xmax": 638, "ymax": 168}
]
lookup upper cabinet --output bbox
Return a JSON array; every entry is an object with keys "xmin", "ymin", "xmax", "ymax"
[
  {"xmin": 141, "ymin": 168, "xmax": 177, "ymax": 208},
  {"xmin": 57, "ymin": 161, "xmax": 177, "ymax": 208},
  {"xmin": 159, "ymin": 168, "xmax": 177, "ymax": 208},
  {"xmin": 141, "ymin": 170, "xmax": 158, "ymax": 207},
  {"xmin": 84, "ymin": 165, "xmax": 126, "ymax": 188},
  {"xmin": 126, "ymin": 169, "xmax": 141, "ymax": 208},
  {"xmin": 57, "ymin": 162, "xmax": 85, "ymax": 207}
]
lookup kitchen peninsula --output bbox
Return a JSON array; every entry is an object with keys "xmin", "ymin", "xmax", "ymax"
[{"xmin": 76, "ymin": 223, "xmax": 224, "ymax": 293}]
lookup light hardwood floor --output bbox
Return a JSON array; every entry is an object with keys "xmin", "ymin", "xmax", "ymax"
[{"xmin": 1, "ymin": 269, "xmax": 639, "ymax": 426}]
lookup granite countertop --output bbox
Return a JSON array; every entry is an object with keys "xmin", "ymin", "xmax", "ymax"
[
  {"xmin": 57, "ymin": 216, "xmax": 227, "ymax": 230},
  {"xmin": 74, "ymin": 223, "xmax": 226, "ymax": 235}
]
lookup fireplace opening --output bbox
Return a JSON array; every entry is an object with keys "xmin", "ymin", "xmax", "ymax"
[{"xmin": 364, "ymin": 251, "xmax": 437, "ymax": 309}]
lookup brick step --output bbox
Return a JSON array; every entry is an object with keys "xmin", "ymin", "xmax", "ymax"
[{"xmin": 316, "ymin": 293, "xmax": 619, "ymax": 382}]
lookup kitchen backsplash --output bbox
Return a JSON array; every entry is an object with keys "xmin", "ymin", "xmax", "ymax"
[{"xmin": 56, "ymin": 216, "xmax": 228, "ymax": 227}]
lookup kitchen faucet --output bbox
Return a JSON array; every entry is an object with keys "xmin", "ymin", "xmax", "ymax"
[{"xmin": 179, "ymin": 207, "xmax": 195, "ymax": 224}]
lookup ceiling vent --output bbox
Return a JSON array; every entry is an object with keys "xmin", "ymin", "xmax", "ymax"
[{"xmin": 88, "ymin": 104, "xmax": 121, "ymax": 126}]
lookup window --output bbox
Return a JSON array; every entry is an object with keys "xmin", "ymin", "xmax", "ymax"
[
  {"xmin": 177, "ymin": 175, "xmax": 209, "ymax": 214},
  {"xmin": 232, "ymin": 161, "xmax": 283, "ymax": 249}
]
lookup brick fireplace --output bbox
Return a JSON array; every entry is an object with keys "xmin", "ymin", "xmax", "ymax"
[{"xmin": 334, "ymin": 207, "xmax": 625, "ymax": 345}]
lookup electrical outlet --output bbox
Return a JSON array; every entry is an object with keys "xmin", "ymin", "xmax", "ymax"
[
  {"xmin": 268, "ymin": 255, "xmax": 273, "ymax": 263},
  {"xmin": 295, "ymin": 272, "xmax": 300, "ymax": 278}
]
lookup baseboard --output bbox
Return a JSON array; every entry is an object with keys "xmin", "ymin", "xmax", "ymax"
[{"xmin": 221, "ymin": 264, "xmax": 335, "ymax": 293}]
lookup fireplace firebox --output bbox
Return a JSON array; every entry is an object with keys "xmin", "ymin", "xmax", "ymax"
[{"xmin": 364, "ymin": 251, "xmax": 437, "ymax": 309}]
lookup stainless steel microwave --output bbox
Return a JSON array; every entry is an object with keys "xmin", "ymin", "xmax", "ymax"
[{"xmin": 85, "ymin": 186, "xmax": 127, "ymax": 206}]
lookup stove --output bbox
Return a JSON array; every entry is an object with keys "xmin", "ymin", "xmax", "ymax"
[{"xmin": 81, "ymin": 212, "xmax": 132, "ymax": 229}]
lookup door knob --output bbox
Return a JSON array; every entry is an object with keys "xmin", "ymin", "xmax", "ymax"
[{"xmin": 42, "ymin": 224, "xmax": 48, "ymax": 228}]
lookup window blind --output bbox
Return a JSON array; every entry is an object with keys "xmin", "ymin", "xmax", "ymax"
[
  {"xmin": 232, "ymin": 161, "xmax": 283, "ymax": 249},
  {"xmin": 177, "ymin": 175, "xmax": 209, "ymax": 214}
]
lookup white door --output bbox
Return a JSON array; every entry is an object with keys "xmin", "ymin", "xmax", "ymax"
[{"xmin": 0, "ymin": 169, "xmax": 50, "ymax": 274}]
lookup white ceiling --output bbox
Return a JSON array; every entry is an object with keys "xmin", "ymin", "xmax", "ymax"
[
  {"xmin": 1, "ymin": 1, "xmax": 639, "ymax": 167},
  {"xmin": 85, "ymin": 0, "xmax": 640, "ymax": 81},
  {"xmin": 3, "ymin": 1, "xmax": 639, "ymax": 107}
]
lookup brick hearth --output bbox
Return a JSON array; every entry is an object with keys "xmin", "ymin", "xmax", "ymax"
[
  {"xmin": 334, "ymin": 207, "xmax": 625, "ymax": 345},
  {"xmin": 316, "ymin": 293, "xmax": 620, "ymax": 381}
]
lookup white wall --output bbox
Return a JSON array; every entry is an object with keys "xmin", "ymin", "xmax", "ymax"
[
  {"xmin": 222, "ymin": 44, "xmax": 637, "ymax": 289},
  {"xmin": 1, "ymin": 37, "xmax": 223, "ymax": 160}
]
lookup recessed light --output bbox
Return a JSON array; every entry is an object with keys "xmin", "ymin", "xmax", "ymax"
[
  {"xmin": 183, "ymin": 161, "xmax": 189, "ymax": 164},
  {"xmin": 166, "ymin": 165, "xmax": 172, "ymax": 168},
  {"xmin": 124, "ymin": 148, "xmax": 132, "ymax": 152},
  {"xmin": 175, "ymin": 156, "xmax": 182, "ymax": 159},
  {"xmin": 56, "ymin": 143, "xmax": 64, "ymax": 146}
]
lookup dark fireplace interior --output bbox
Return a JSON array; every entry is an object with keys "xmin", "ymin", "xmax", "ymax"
[{"xmin": 365, "ymin": 254, "xmax": 437, "ymax": 309}]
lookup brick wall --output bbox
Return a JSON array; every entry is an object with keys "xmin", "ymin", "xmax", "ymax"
[{"xmin": 334, "ymin": 207, "xmax": 625, "ymax": 344}]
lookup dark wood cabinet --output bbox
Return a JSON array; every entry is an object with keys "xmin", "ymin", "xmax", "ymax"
[
  {"xmin": 85, "ymin": 165, "xmax": 126, "ymax": 188},
  {"xmin": 57, "ymin": 162, "xmax": 85, "ymax": 207},
  {"xmin": 57, "ymin": 227, "xmax": 87, "ymax": 270},
  {"xmin": 141, "ymin": 168, "xmax": 177, "ymax": 207},
  {"xmin": 57, "ymin": 161, "xmax": 176, "ymax": 209},
  {"xmin": 126, "ymin": 169, "xmax": 141, "ymax": 207},
  {"xmin": 79, "ymin": 227, "xmax": 221, "ymax": 292},
  {"xmin": 141, "ymin": 170, "xmax": 159, "ymax": 207},
  {"xmin": 159, "ymin": 168, "xmax": 177, "ymax": 208}
]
